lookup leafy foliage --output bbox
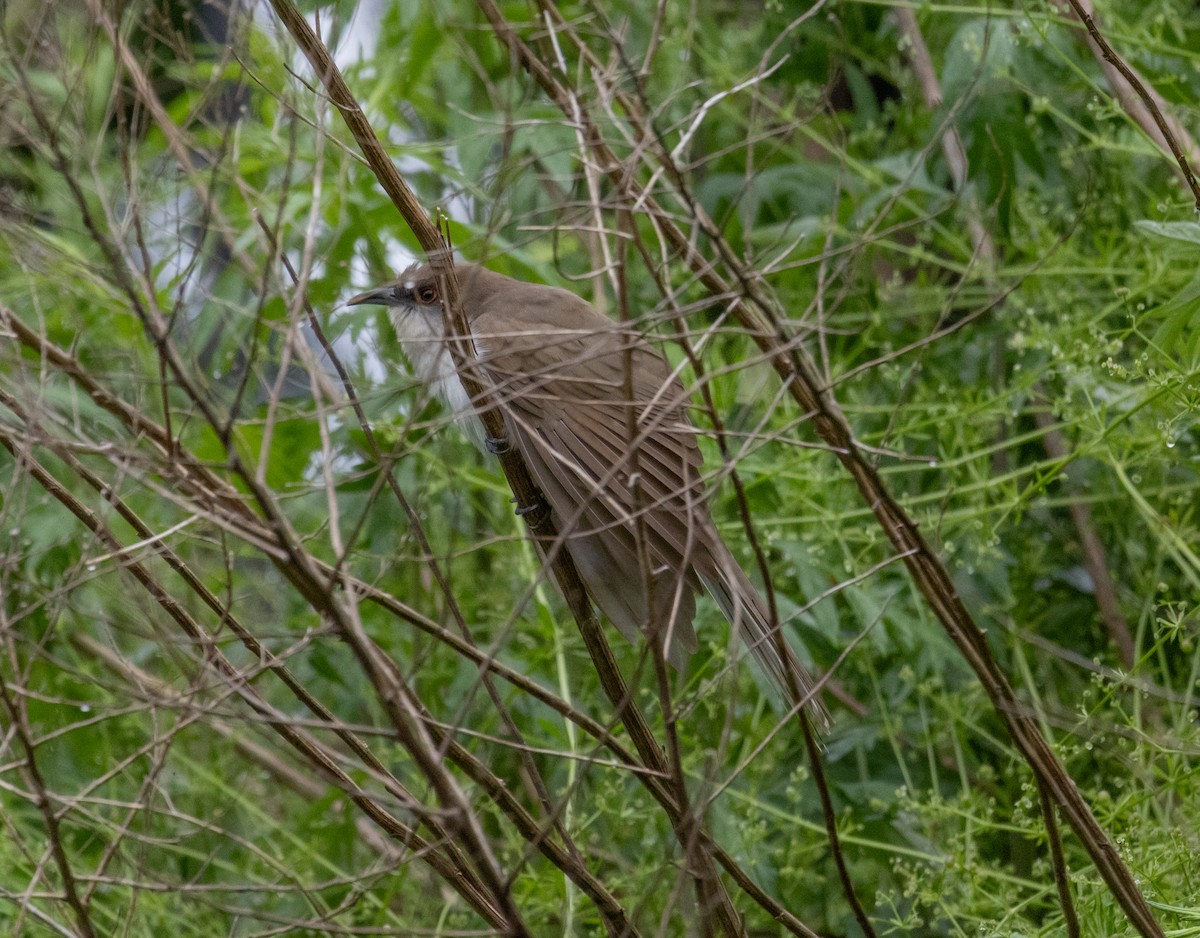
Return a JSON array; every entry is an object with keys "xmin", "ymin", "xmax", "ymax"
[{"xmin": 0, "ymin": 0, "xmax": 1197, "ymax": 935}]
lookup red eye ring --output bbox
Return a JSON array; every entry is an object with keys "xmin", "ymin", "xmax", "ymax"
[{"xmin": 416, "ymin": 285, "xmax": 439, "ymax": 304}]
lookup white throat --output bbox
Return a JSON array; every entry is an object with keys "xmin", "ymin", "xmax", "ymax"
[{"xmin": 392, "ymin": 308, "xmax": 486, "ymax": 451}]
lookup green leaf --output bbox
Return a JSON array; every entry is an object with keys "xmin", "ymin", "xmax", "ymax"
[
  {"xmin": 1148, "ymin": 273, "xmax": 1200, "ymax": 367},
  {"xmin": 1134, "ymin": 220, "xmax": 1200, "ymax": 248}
]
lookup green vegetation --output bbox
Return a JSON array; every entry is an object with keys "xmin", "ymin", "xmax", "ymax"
[{"xmin": 0, "ymin": 0, "xmax": 1197, "ymax": 935}]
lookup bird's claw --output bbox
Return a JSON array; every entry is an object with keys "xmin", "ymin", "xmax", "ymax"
[
  {"xmin": 485, "ymin": 435, "xmax": 511, "ymax": 455},
  {"xmin": 511, "ymin": 495, "xmax": 551, "ymax": 530}
]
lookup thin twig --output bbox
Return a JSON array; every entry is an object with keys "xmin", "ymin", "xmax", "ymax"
[{"xmin": 1059, "ymin": 0, "xmax": 1200, "ymax": 209}]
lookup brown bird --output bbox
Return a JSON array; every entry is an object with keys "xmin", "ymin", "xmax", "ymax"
[{"xmin": 349, "ymin": 262, "xmax": 822, "ymax": 715}]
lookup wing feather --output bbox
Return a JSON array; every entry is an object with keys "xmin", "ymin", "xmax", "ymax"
[{"xmin": 481, "ymin": 321, "xmax": 705, "ymax": 661}]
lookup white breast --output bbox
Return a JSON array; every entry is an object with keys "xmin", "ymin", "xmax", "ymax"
[{"xmin": 392, "ymin": 308, "xmax": 487, "ymax": 451}]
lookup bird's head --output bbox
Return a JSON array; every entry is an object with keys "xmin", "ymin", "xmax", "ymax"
[{"xmin": 347, "ymin": 262, "xmax": 485, "ymax": 320}]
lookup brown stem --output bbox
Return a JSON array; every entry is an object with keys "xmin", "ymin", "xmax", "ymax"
[
  {"xmin": 1036, "ymin": 774, "xmax": 1083, "ymax": 938},
  {"xmin": 894, "ymin": 3, "xmax": 995, "ymax": 266},
  {"xmin": 1034, "ymin": 402, "xmax": 1136, "ymax": 669}
]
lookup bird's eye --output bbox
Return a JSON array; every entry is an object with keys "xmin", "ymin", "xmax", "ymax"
[{"xmin": 416, "ymin": 284, "xmax": 439, "ymax": 304}]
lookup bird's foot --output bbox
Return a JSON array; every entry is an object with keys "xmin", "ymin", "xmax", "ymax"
[
  {"xmin": 511, "ymin": 495, "xmax": 551, "ymax": 530},
  {"xmin": 485, "ymin": 435, "xmax": 511, "ymax": 455}
]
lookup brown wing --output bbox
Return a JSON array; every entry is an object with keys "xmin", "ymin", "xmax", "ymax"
[
  {"xmin": 466, "ymin": 287, "xmax": 825, "ymax": 718},
  {"xmin": 474, "ymin": 318, "xmax": 714, "ymax": 662}
]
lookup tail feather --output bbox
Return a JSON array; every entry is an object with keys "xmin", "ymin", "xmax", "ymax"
[{"xmin": 701, "ymin": 562, "xmax": 830, "ymax": 728}]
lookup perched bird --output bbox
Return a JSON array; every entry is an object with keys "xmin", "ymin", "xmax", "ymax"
[{"xmin": 349, "ymin": 262, "xmax": 822, "ymax": 716}]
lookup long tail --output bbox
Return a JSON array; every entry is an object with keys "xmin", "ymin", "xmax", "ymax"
[{"xmin": 701, "ymin": 559, "xmax": 830, "ymax": 728}]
